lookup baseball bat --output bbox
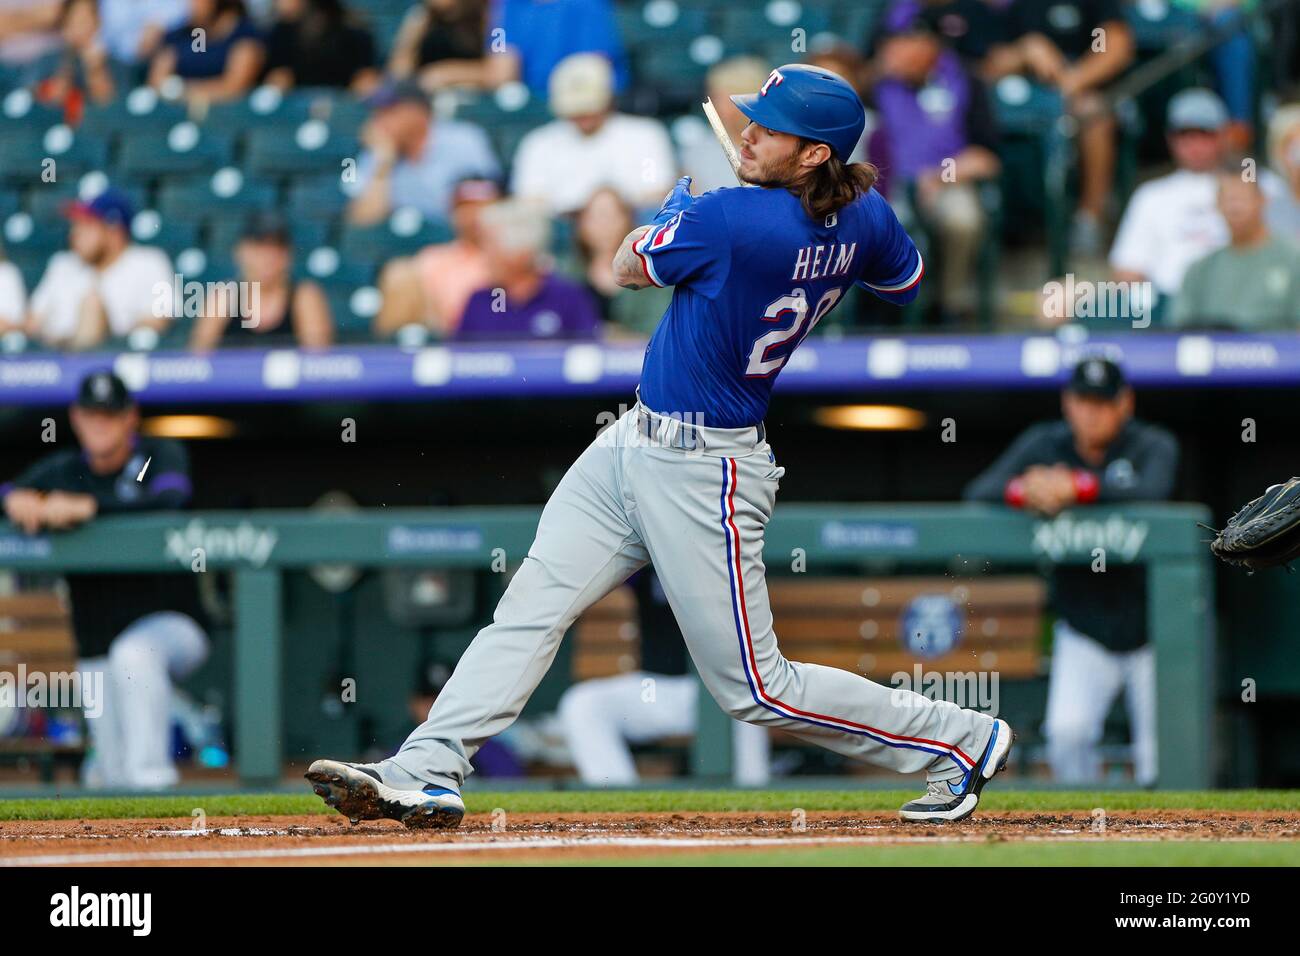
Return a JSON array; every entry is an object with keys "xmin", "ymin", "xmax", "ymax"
[{"xmin": 702, "ymin": 97, "xmax": 745, "ymax": 185}]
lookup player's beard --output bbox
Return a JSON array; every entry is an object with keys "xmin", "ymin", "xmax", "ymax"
[{"xmin": 740, "ymin": 147, "xmax": 804, "ymax": 188}]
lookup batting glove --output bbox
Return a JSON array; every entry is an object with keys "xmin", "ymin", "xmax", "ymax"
[{"xmin": 651, "ymin": 176, "xmax": 694, "ymax": 225}]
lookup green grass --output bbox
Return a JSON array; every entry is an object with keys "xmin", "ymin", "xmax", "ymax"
[{"xmin": 1, "ymin": 788, "xmax": 1299, "ymax": 821}]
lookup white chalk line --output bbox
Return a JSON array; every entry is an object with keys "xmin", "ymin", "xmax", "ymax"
[{"xmin": 0, "ymin": 832, "xmax": 1261, "ymax": 867}]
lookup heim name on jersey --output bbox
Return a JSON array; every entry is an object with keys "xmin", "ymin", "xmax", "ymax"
[{"xmin": 791, "ymin": 241, "xmax": 858, "ymax": 282}]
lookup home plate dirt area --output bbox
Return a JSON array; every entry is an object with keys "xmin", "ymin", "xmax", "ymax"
[{"xmin": 3, "ymin": 810, "xmax": 1299, "ymax": 866}]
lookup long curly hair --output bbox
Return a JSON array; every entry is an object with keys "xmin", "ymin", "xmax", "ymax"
[{"xmin": 789, "ymin": 138, "xmax": 878, "ymax": 221}]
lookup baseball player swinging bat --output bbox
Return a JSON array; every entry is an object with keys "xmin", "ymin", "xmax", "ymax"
[{"xmin": 308, "ymin": 65, "xmax": 1013, "ymax": 827}]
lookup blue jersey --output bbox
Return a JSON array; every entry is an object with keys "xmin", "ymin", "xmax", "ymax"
[{"xmin": 634, "ymin": 185, "xmax": 923, "ymax": 428}]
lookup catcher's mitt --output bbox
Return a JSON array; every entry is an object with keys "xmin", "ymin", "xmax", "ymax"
[{"xmin": 1210, "ymin": 477, "xmax": 1300, "ymax": 571}]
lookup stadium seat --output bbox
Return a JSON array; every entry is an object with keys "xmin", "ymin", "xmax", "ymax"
[
  {"xmin": 244, "ymin": 122, "xmax": 359, "ymax": 179},
  {"xmin": 717, "ymin": 3, "xmax": 833, "ymax": 48},
  {"xmin": 199, "ymin": 86, "xmax": 315, "ymax": 135},
  {"xmin": 326, "ymin": 286, "xmax": 383, "ymax": 342},
  {"xmin": 118, "ymin": 123, "xmax": 234, "ymax": 179},
  {"xmin": 339, "ymin": 213, "xmax": 452, "ymax": 264},
  {"xmin": 348, "ymin": 0, "xmax": 410, "ymax": 14},
  {"xmin": 5, "ymin": 245, "xmax": 48, "ymax": 293},
  {"xmin": 287, "ymin": 175, "xmax": 353, "ymax": 221},
  {"xmin": 294, "ymin": 87, "xmax": 370, "ymax": 137},
  {"xmin": 454, "ymin": 85, "xmax": 552, "ymax": 124},
  {"xmin": 1125, "ymin": 1, "xmax": 1201, "ymax": 52},
  {"xmin": 635, "ymin": 42, "xmax": 727, "ymax": 113},
  {"xmin": 174, "ymin": 246, "xmax": 236, "ymax": 285},
  {"xmin": 295, "ymin": 244, "xmax": 375, "ymax": 290},
  {"xmin": 128, "ymin": 210, "xmax": 199, "ymax": 256},
  {"xmin": 615, "ymin": 1, "xmax": 711, "ymax": 51},
  {"xmin": 0, "ymin": 125, "xmax": 108, "ymax": 186},
  {"xmin": 156, "ymin": 170, "xmax": 279, "ymax": 223},
  {"xmin": 834, "ymin": 2, "xmax": 884, "ymax": 47},
  {"xmin": 2, "ymin": 210, "xmax": 65, "ymax": 256},
  {"xmin": 0, "ymin": 88, "xmax": 63, "ymax": 129},
  {"xmin": 80, "ymin": 88, "xmax": 188, "ymax": 142},
  {"xmin": 0, "ymin": 63, "xmax": 21, "ymax": 97}
]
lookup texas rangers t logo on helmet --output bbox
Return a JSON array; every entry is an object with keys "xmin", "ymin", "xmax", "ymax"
[{"xmin": 760, "ymin": 69, "xmax": 785, "ymax": 97}]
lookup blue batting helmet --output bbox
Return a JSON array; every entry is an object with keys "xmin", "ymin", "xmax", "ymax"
[{"xmin": 730, "ymin": 64, "xmax": 865, "ymax": 161}]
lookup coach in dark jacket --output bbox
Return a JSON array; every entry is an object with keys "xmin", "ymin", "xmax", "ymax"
[
  {"xmin": 1, "ymin": 370, "xmax": 208, "ymax": 790},
  {"xmin": 963, "ymin": 356, "xmax": 1179, "ymax": 786}
]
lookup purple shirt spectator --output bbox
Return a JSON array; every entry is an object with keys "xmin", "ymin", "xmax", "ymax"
[{"xmin": 457, "ymin": 274, "xmax": 602, "ymax": 341}]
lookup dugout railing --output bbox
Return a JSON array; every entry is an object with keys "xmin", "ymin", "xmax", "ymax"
[{"xmin": 0, "ymin": 503, "xmax": 1213, "ymax": 788}]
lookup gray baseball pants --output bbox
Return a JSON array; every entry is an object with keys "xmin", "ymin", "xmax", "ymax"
[{"xmin": 380, "ymin": 404, "xmax": 994, "ymax": 790}]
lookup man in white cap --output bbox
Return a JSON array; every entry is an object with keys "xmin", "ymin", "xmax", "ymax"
[
  {"xmin": 1109, "ymin": 88, "xmax": 1234, "ymax": 314},
  {"xmin": 511, "ymin": 52, "xmax": 676, "ymax": 217}
]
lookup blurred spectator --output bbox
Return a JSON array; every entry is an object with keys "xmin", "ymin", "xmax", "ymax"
[
  {"xmin": 871, "ymin": 8, "xmax": 1001, "ymax": 322},
  {"xmin": 374, "ymin": 176, "xmax": 499, "ymax": 339},
  {"xmin": 1176, "ymin": 0, "xmax": 1258, "ymax": 151},
  {"xmin": 964, "ymin": 357, "xmax": 1179, "ymax": 787},
  {"xmin": 389, "ymin": 0, "xmax": 503, "ymax": 93},
  {"xmin": 572, "ymin": 187, "xmax": 631, "ymax": 318},
  {"xmin": 263, "ymin": 0, "xmax": 378, "ymax": 92},
  {"xmin": 0, "ymin": 241, "xmax": 26, "ymax": 332},
  {"xmin": 148, "ymin": 0, "xmax": 265, "ymax": 103},
  {"xmin": 1110, "ymin": 89, "xmax": 1231, "ymax": 304},
  {"xmin": 558, "ymin": 569, "xmax": 769, "ymax": 787},
  {"xmin": 570, "ymin": 187, "xmax": 670, "ymax": 336},
  {"xmin": 190, "ymin": 212, "xmax": 333, "ymax": 351},
  {"xmin": 1265, "ymin": 103, "xmax": 1300, "ymax": 242},
  {"xmin": 33, "ymin": 0, "xmax": 115, "ymax": 119},
  {"xmin": 487, "ymin": 0, "xmax": 629, "ymax": 97},
  {"xmin": 677, "ymin": 57, "xmax": 769, "ymax": 194},
  {"xmin": 98, "ymin": 0, "xmax": 188, "ymax": 66},
  {"xmin": 26, "ymin": 187, "xmax": 174, "ymax": 351},
  {"xmin": 899, "ymin": 0, "xmax": 1010, "ymax": 68},
  {"xmin": 456, "ymin": 199, "xmax": 602, "ymax": 341},
  {"xmin": 1, "ymin": 370, "xmax": 209, "ymax": 790},
  {"xmin": 346, "ymin": 79, "xmax": 499, "ymax": 225},
  {"xmin": 0, "ymin": 0, "xmax": 62, "ymax": 82},
  {"xmin": 512, "ymin": 52, "xmax": 675, "ymax": 216},
  {"xmin": 985, "ymin": 0, "xmax": 1134, "ymax": 255},
  {"xmin": 1171, "ymin": 167, "xmax": 1300, "ymax": 330}
]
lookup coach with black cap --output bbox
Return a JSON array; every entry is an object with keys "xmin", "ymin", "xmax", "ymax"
[
  {"xmin": 1, "ymin": 370, "xmax": 208, "ymax": 789},
  {"xmin": 963, "ymin": 356, "xmax": 1179, "ymax": 786}
]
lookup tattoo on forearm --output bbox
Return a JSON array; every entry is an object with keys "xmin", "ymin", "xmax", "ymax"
[{"xmin": 613, "ymin": 226, "xmax": 654, "ymax": 289}]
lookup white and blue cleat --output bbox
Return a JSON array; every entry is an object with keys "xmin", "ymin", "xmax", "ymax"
[
  {"xmin": 898, "ymin": 718, "xmax": 1015, "ymax": 822},
  {"xmin": 306, "ymin": 759, "xmax": 465, "ymax": 830}
]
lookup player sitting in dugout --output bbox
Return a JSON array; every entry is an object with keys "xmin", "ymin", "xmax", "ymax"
[
  {"xmin": 1, "ymin": 371, "xmax": 209, "ymax": 790},
  {"xmin": 962, "ymin": 356, "xmax": 1179, "ymax": 786}
]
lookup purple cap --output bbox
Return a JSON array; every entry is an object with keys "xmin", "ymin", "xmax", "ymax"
[{"xmin": 363, "ymin": 79, "xmax": 430, "ymax": 112}]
